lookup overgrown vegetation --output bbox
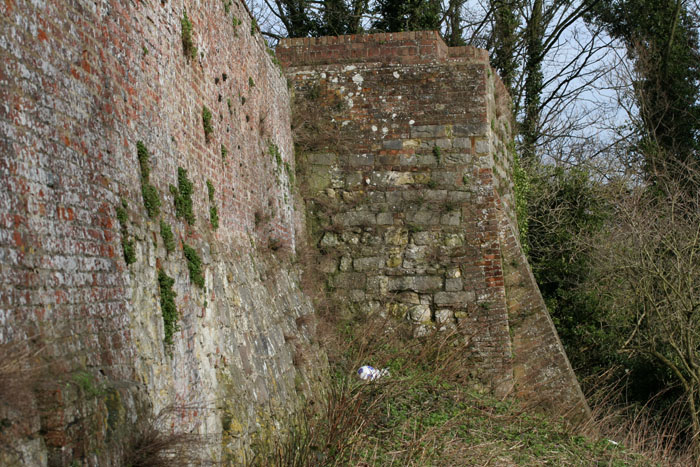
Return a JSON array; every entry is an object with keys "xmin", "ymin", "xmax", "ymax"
[
  {"xmin": 257, "ymin": 308, "xmax": 667, "ymax": 465},
  {"xmin": 170, "ymin": 167, "xmax": 195, "ymax": 225},
  {"xmin": 121, "ymin": 406, "xmax": 204, "ymax": 466},
  {"xmin": 157, "ymin": 269, "xmax": 179, "ymax": 347},
  {"xmin": 183, "ymin": 243, "xmax": 204, "ymax": 288}
]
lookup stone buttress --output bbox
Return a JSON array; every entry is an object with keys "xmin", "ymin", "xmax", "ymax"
[{"xmin": 278, "ymin": 31, "xmax": 589, "ymax": 420}]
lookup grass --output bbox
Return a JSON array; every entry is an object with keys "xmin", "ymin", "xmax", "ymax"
[
  {"xmin": 121, "ymin": 406, "xmax": 205, "ymax": 466},
  {"xmin": 259, "ymin": 315, "xmax": 667, "ymax": 466},
  {"xmin": 253, "ymin": 242, "xmax": 681, "ymax": 465}
]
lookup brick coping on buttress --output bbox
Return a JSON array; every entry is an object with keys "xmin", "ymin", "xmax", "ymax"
[{"xmin": 277, "ymin": 30, "xmax": 490, "ymax": 67}]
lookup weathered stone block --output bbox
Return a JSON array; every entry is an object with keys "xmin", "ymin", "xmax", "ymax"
[
  {"xmin": 384, "ymin": 227, "xmax": 408, "ymax": 245},
  {"xmin": 434, "ymin": 291, "xmax": 476, "ymax": 305},
  {"xmin": 353, "ymin": 256, "xmax": 384, "ymax": 271},
  {"xmin": 382, "ymin": 139, "xmax": 403, "ymax": 150},
  {"xmin": 334, "ymin": 211, "xmax": 376, "ymax": 226},
  {"xmin": 411, "ymin": 125, "xmax": 447, "ymax": 138},
  {"xmin": 441, "ymin": 210, "xmax": 461, "ymax": 226},
  {"xmin": 408, "ymin": 304, "xmax": 432, "ymax": 323},
  {"xmin": 320, "ymin": 232, "xmax": 340, "ymax": 247},
  {"xmin": 308, "ymin": 152, "xmax": 338, "ymax": 165},
  {"xmin": 348, "ymin": 153, "xmax": 374, "ymax": 166},
  {"xmin": 376, "ymin": 212, "xmax": 394, "ymax": 225},
  {"xmin": 412, "ymin": 231, "xmax": 440, "ymax": 245},
  {"xmin": 387, "ymin": 276, "xmax": 443, "ymax": 292},
  {"xmin": 435, "ymin": 308, "xmax": 454, "ymax": 324},
  {"xmin": 340, "ymin": 255, "xmax": 353, "ymax": 271},
  {"xmin": 366, "ymin": 275, "xmax": 389, "ymax": 294},
  {"xmin": 475, "ymin": 139, "xmax": 490, "ymax": 154}
]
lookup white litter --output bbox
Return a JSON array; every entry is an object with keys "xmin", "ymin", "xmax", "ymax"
[{"xmin": 357, "ymin": 365, "xmax": 390, "ymax": 381}]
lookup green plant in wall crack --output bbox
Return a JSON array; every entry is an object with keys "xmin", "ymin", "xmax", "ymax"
[
  {"xmin": 160, "ymin": 220, "xmax": 176, "ymax": 253},
  {"xmin": 180, "ymin": 10, "xmax": 197, "ymax": 60},
  {"xmin": 136, "ymin": 141, "xmax": 161, "ymax": 218},
  {"xmin": 268, "ymin": 142, "xmax": 282, "ymax": 167},
  {"xmin": 158, "ymin": 269, "xmax": 179, "ymax": 346},
  {"xmin": 433, "ymin": 145, "xmax": 442, "ymax": 165},
  {"xmin": 202, "ymin": 105, "xmax": 213, "ymax": 142},
  {"xmin": 170, "ymin": 167, "xmax": 195, "ymax": 225},
  {"xmin": 183, "ymin": 243, "xmax": 205, "ymax": 288},
  {"xmin": 116, "ymin": 199, "xmax": 136, "ymax": 265},
  {"xmin": 206, "ymin": 179, "xmax": 219, "ymax": 230},
  {"xmin": 71, "ymin": 370, "xmax": 104, "ymax": 398}
]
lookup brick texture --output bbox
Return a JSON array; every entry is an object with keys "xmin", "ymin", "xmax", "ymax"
[{"xmin": 0, "ymin": 0, "xmax": 323, "ymax": 464}]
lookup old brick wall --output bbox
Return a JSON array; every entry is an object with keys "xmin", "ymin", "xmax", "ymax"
[
  {"xmin": 279, "ymin": 32, "xmax": 588, "ymax": 415},
  {"xmin": 0, "ymin": 0, "xmax": 325, "ymax": 464}
]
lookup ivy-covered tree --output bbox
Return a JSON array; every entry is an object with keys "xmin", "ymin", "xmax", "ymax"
[
  {"xmin": 590, "ymin": 0, "xmax": 700, "ymax": 182},
  {"xmin": 372, "ymin": 0, "xmax": 441, "ymax": 32}
]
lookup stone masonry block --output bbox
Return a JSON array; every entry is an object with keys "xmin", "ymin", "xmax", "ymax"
[
  {"xmin": 353, "ymin": 256, "xmax": 385, "ymax": 271},
  {"xmin": 434, "ymin": 291, "xmax": 476, "ymax": 305},
  {"xmin": 308, "ymin": 153, "xmax": 337, "ymax": 165},
  {"xmin": 387, "ymin": 276, "xmax": 443, "ymax": 292},
  {"xmin": 348, "ymin": 153, "xmax": 374, "ymax": 166},
  {"xmin": 411, "ymin": 125, "xmax": 448, "ymax": 138},
  {"xmin": 334, "ymin": 211, "xmax": 376, "ymax": 226},
  {"xmin": 376, "ymin": 212, "xmax": 394, "ymax": 225}
]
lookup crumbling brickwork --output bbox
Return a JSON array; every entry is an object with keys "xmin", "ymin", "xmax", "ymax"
[{"xmin": 279, "ymin": 31, "xmax": 588, "ymax": 418}]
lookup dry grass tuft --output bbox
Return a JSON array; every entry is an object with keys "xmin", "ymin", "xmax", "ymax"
[{"xmin": 121, "ymin": 405, "xmax": 210, "ymax": 467}]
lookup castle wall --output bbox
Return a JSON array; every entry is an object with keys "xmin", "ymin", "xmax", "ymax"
[
  {"xmin": 279, "ymin": 31, "xmax": 514, "ymax": 394},
  {"xmin": 279, "ymin": 32, "xmax": 588, "ymax": 417},
  {"xmin": 0, "ymin": 0, "xmax": 324, "ymax": 464}
]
